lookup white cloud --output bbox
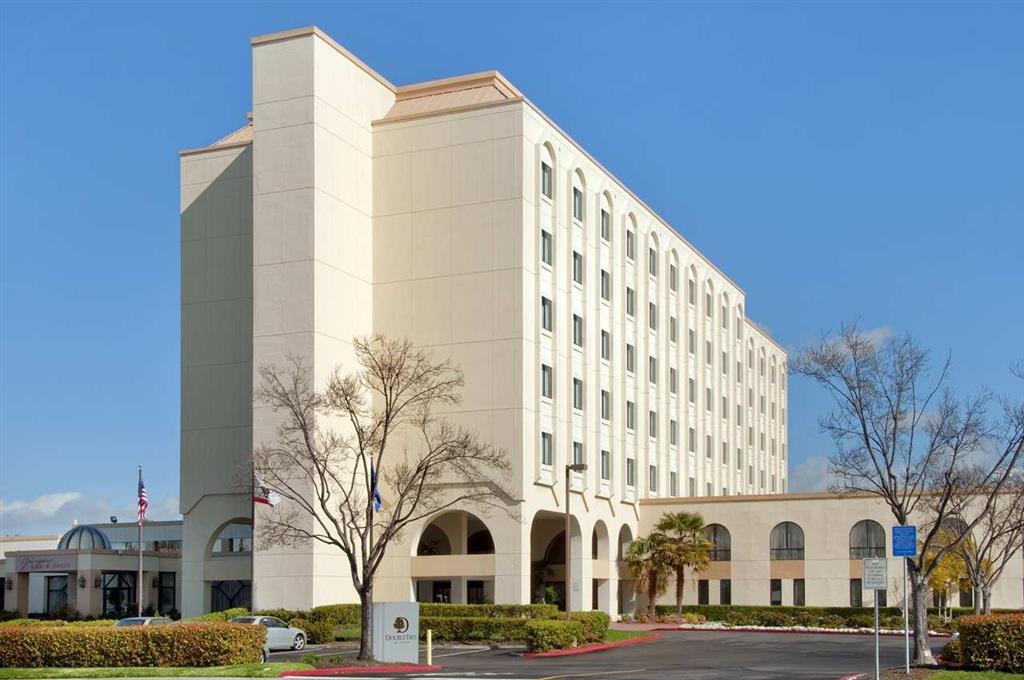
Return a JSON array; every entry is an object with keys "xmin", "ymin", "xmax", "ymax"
[
  {"xmin": 0, "ymin": 491, "xmax": 180, "ymax": 536},
  {"xmin": 863, "ymin": 325, "xmax": 893, "ymax": 347},
  {"xmin": 789, "ymin": 456, "xmax": 831, "ymax": 492}
]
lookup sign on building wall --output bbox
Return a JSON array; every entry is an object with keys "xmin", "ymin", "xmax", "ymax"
[
  {"xmin": 863, "ymin": 557, "xmax": 888, "ymax": 590},
  {"xmin": 14, "ymin": 555, "xmax": 75, "ymax": 572},
  {"xmin": 372, "ymin": 601, "xmax": 419, "ymax": 663},
  {"xmin": 892, "ymin": 525, "xmax": 917, "ymax": 557}
]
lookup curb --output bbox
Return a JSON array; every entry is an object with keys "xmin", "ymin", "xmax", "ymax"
[
  {"xmin": 523, "ymin": 633, "xmax": 661, "ymax": 658},
  {"xmin": 280, "ymin": 665, "xmax": 442, "ymax": 677},
  {"xmin": 647, "ymin": 626, "xmax": 952, "ymax": 638}
]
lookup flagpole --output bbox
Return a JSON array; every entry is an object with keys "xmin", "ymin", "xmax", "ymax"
[
  {"xmin": 251, "ymin": 470, "xmax": 256, "ymax": 613},
  {"xmin": 137, "ymin": 465, "xmax": 143, "ymax": 618}
]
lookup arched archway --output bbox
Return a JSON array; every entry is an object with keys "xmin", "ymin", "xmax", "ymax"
[
  {"xmin": 205, "ymin": 518, "xmax": 252, "ymax": 612},
  {"xmin": 591, "ymin": 521, "xmax": 611, "ymax": 612},
  {"xmin": 412, "ymin": 510, "xmax": 496, "ymax": 604},
  {"xmin": 616, "ymin": 524, "xmax": 636, "ymax": 615},
  {"xmin": 530, "ymin": 510, "xmax": 582, "ymax": 611}
]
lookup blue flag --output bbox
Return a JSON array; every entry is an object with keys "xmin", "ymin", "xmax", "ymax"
[{"xmin": 371, "ymin": 466, "xmax": 382, "ymax": 512}]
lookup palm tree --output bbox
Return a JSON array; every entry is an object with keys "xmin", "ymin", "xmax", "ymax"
[
  {"xmin": 656, "ymin": 511, "xmax": 713, "ymax": 616},
  {"xmin": 625, "ymin": 531, "xmax": 674, "ymax": 618}
]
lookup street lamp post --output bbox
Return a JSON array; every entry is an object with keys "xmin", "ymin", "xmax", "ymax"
[{"xmin": 564, "ymin": 462, "xmax": 588, "ymax": 622}]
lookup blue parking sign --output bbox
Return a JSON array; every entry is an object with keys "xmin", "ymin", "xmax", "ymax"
[{"xmin": 892, "ymin": 525, "xmax": 917, "ymax": 557}]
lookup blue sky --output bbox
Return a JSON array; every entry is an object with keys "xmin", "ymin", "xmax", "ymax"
[{"xmin": 2, "ymin": 1, "xmax": 1022, "ymax": 535}]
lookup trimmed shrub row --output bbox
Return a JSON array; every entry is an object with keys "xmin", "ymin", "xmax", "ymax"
[
  {"xmin": 570, "ymin": 611, "xmax": 610, "ymax": 643},
  {"xmin": 420, "ymin": 603, "xmax": 559, "ymax": 619},
  {"xmin": 651, "ymin": 604, "xmax": 962, "ymax": 631},
  {"xmin": 0, "ymin": 623, "xmax": 264, "ymax": 668},
  {"xmin": 181, "ymin": 606, "xmax": 249, "ymax": 623},
  {"xmin": 956, "ymin": 613, "xmax": 1024, "ymax": 673},
  {"xmin": 0, "ymin": 619, "xmax": 116, "ymax": 628},
  {"xmin": 289, "ymin": 617, "xmax": 334, "ymax": 644},
  {"xmin": 525, "ymin": 619, "xmax": 585, "ymax": 652},
  {"xmin": 419, "ymin": 616, "xmax": 530, "ymax": 643}
]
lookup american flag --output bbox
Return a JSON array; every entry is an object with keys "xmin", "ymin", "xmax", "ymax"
[{"xmin": 137, "ymin": 468, "xmax": 149, "ymax": 523}]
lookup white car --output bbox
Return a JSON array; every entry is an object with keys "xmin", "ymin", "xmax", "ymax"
[
  {"xmin": 114, "ymin": 616, "xmax": 173, "ymax": 627},
  {"xmin": 230, "ymin": 615, "xmax": 306, "ymax": 651}
]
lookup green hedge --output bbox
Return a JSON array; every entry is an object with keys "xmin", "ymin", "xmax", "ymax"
[
  {"xmin": 181, "ymin": 607, "xmax": 249, "ymax": 623},
  {"xmin": 290, "ymin": 617, "xmax": 333, "ymax": 644},
  {"xmin": 0, "ymin": 622, "xmax": 264, "ymax": 668},
  {"xmin": 652, "ymin": 604, "xmax": 961, "ymax": 631},
  {"xmin": 310, "ymin": 604, "xmax": 361, "ymax": 626},
  {"xmin": 419, "ymin": 616, "xmax": 529, "ymax": 643},
  {"xmin": 570, "ymin": 611, "xmax": 610, "ymax": 643},
  {"xmin": 0, "ymin": 619, "xmax": 116, "ymax": 628},
  {"xmin": 957, "ymin": 613, "xmax": 1024, "ymax": 673},
  {"xmin": 420, "ymin": 603, "xmax": 558, "ymax": 619},
  {"xmin": 525, "ymin": 619, "xmax": 585, "ymax": 652}
]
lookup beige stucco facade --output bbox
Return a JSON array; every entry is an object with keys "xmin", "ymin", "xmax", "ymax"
[{"xmin": 179, "ymin": 25, "xmax": 789, "ymax": 617}]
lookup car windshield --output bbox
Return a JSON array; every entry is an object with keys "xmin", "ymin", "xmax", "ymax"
[
  {"xmin": 230, "ymin": 616, "xmax": 257, "ymax": 624},
  {"xmin": 115, "ymin": 618, "xmax": 147, "ymax": 627}
]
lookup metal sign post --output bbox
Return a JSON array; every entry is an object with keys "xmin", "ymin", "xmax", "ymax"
[
  {"xmin": 892, "ymin": 526, "xmax": 917, "ymax": 674},
  {"xmin": 863, "ymin": 557, "xmax": 887, "ymax": 680}
]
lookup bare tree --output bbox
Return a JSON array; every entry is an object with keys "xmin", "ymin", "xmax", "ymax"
[
  {"xmin": 253, "ymin": 335, "xmax": 510, "ymax": 660},
  {"xmin": 792, "ymin": 325, "xmax": 1024, "ymax": 665},
  {"xmin": 957, "ymin": 471, "xmax": 1024, "ymax": 614}
]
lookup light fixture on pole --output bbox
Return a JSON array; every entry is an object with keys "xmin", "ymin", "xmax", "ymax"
[{"xmin": 564, "ymin": 462, "xmax": 587, "ymax": 622}]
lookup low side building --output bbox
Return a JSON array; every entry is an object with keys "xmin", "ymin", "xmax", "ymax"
[{"xmin": 639, "ymin": 492, "xmax": 1024, "ymax": 611}]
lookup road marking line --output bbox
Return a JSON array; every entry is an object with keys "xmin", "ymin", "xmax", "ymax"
[{"xmin": 538, "ymin": 670, "xmax": 645, "ymax": 680}]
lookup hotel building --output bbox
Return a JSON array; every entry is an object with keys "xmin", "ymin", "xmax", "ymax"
[{"xmin": 169, "ymin": 26, "xmax": 1018, "ymax": 619}]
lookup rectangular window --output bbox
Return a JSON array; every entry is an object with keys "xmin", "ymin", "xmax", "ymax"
[
  {"xmin": 541, "ymin": 162, "xmax": 552, "ymax": 198},
  {"xmin": 626, "ymin": 401, "xmax": 635, "ymax": 430},
  {"xmin": 771, "ymin": 473, "xmax": 777, "ymax": 492},
  {"xmin": 670, "ymin": 471, "xmax": 678, "ymax": 496},
  {"xmin": 720, "ymin": 579, "xmax": 732, "ymax": 606},
  {"xmin": 649, "ymin": 356, "xmax": 657, "ymax": 383},
  {"xmin": 601, "ymin": 330, "xmax": 611, "ymax": 360},
  {"xmin": 648, "ymin": 302, "xmax": 657, "ymax": 330},
  {"xmin": 760, "ymin": 469, "xmax": 766, "ymax": 489},
  {"xmin": 688, "ymin": 378, "xmax": 696, "ymax": 403},
  {"xmin": 794, "ymin": 579, "xmax": 805, "ymax": 607},
  {"xmin": 648, "ymin": 464, "xmax": 658, "ymax": 492},
  {"xmin": 706, "ymin": 387, "xmax": 712, "ymax": 412},
  {"xmin": 697, "ymin": 579, "xmax": 709, "ymax": 605},
  {"xmin": 541, "ymin": 364, "xmax": 553, "ymax": 398},
  {"xmin": 648, "ymin": 248, "xmax": 657, "ymax": 277},
  {"xmin": 626, "ymin": 344, "xmax": 635, "ymax": 372},
  {"xmin": 541, "ymin": 297, "xmax": 552, "ymax": 332},
  {"xmin": 670, "ymin": 419, "xmax": 678, "ymax": 445},
  {"xmin": 573, "ymin": 251, "xmax": 583, "ymax": 284},
  {"xmin": 705, "ymin": 291, "xmax": 712, "ymax": 317},
  {"xmin": 722, "ymin": 351, "xmax": 728, "ymax": 374},
  {"xmin": 670, "ymin": 264, "xmax": 678, "ymax": 292},
  {"xmin": 688, "ymin": 427, "xmax": 696, "ymax": 452},
  {"xmin": 158, "ymin": 571, "xmax": 176, "ymax": 614},
  {"xmin": 573, "ymin": 187, "xmax": 583, "ymax": 221},
  {"xmin": 748, "ymin": 465, "xmax": 754, "ymax": 485},
  {"xmin": 736, "ymin": 448, "xmax": 742, "ymax": 469},
  {"xmin": 541, "ymin": 432, "xmax": 553, "ymax": 465},
  {"xmin": 601, "ymin": 390, "xmax": 611, "ymax": 420},
  {"xmin": 721, "ymin": 305, "xmax": 728, "ymax": 330},
  {"xmin": 600, "ymin": 209, "xmax": 610, "ymax": 241},
  {"xmin": 670, "ymin": 316, "xmax": 677, "ymax": 342},
  {"xmin": 648, "ymin": 410, "xmax": 657, "ymax": 438},
  {"xmin": 600, "ymin": 449, "xmax": 611, "ymax": 480},
  {"xmin": 601, "ymin": 270, "xmax": 611, "ymax": 300},
  {"xmin": 877, "ymin": 589, "xmax": 887, "ymax": 607},
  {"xmin": 626, "ymin": 230, "xmax": 635, "ymax": 259},
  {"xmin": 573, "ymin": 378, "xmax": 584, "ymax": 410},
  {"xmin": 688, "ymin": 477, "xmax": 696, "ymax": 496},
  {"xmin": 722, "ymin": 442, "xmax": 728, "ymax": 465},
  {"xmin": 722, "ymin": 395, "xmax": 728, "ymax": 417},
  {"xmin": 670, "ymin": 368, "xmax": 677, "ymax": 394},
  {"xmin": 707, "ymin": 481, "xmax": 713, "ymax": 496},
  {"xmin": 850, "ymin": 579, "xmax": 863, "ymax": 607},
  {"xmin": 573, "ymin": 441, "xmax": 584, "ymax": 466},
  {"xmin": 705, "ymin": 340, "xmax": 713, "ymax": 365},
  {"xmin": 626, "ymin": 458, "xmax": 636, "ymax": 486},
  {"xmin": 706, "ymin": 434, "xmax": 713, "ymax": 459},
  {"xmin": 573, "ymin": 314, "xmax": 584, "ymax": 347},
  {"xmin": 688, "ymin": 278, "xmax": 696, "ymax": 305},
  {"xmin": 626, "ymin": 288, "xmax": 635, "ymax": 315},
  {"xmin": 737, "ymin": 361, "xmax": 742, "ymax": 383},
  {"xmin": 770, "ymin": 579, "xmax": 783, "ymax": 606},
  {"xmin": 541, "ymin": 230, "xmax": 553, "ymax": 265}
]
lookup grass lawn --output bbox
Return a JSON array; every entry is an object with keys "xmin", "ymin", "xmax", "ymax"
[
  {"xmin": 0, "ymin": 662, "xmax": 314, "ymax": 679},
  {"xmin": 932, "ymin": 673, "xmax": 1024, "ymax": 679},
  {"xmin": 603, "ymin": 629, "xmax": 654, "ymax": 643}
]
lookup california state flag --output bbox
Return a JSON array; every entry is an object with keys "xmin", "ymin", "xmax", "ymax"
[{"xmin": 254, "ymin": 476, "xmax": 281, "ymax": 507}]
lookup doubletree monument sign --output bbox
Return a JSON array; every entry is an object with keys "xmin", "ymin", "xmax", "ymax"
[{"xmin": 372, "ymin": 601, "xmax": 419, "ymax": 663}]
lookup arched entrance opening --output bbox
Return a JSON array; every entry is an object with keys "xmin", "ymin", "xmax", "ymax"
[
  {"xmin": 206, "ymin": 518, "xmax": 252, "ymax": 612},
  {"xmin": 591, "ymin": 520, "xmax": 611, "ymax": 612},
  {"xmin": 617, "ymin": 524, "xmax": 636, "ymax": 615},
  {"xmin": 412, "ymin": 510, "xmax": 495, "ymax": 604},
  {"xmin": 530, "ymin": 510, "xmax": 582, "ymax": 611}
]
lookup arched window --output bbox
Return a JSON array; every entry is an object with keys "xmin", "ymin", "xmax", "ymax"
[
  {"xmin": 849, "ymin": 520, "xmax": 885, "ymax": 558},
  {"xmin": 540, "ymin": 144, "xmax": 555, "ymax": 200},
  {"xmin": 705, "ymin": 524, "xmax": 732, "ymax": 561},
  {"xmin": 770, "ymin": 521, "xmax": 804, "ymax": 560}
]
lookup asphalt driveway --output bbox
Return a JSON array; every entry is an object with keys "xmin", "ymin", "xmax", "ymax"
[{"xmin": 273, "ymin": 629, "xmax": 946, "ymax": 679}]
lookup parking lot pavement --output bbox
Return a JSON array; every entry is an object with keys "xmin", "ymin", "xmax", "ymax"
[{"xmin": 277, "ymin": 630, "xmax": 946, "ymax": 680}]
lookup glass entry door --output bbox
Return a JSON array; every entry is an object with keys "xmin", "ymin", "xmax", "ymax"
[{"xmin": 102, "ymin": 572, "xmax": 136, "ymax": 617}]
